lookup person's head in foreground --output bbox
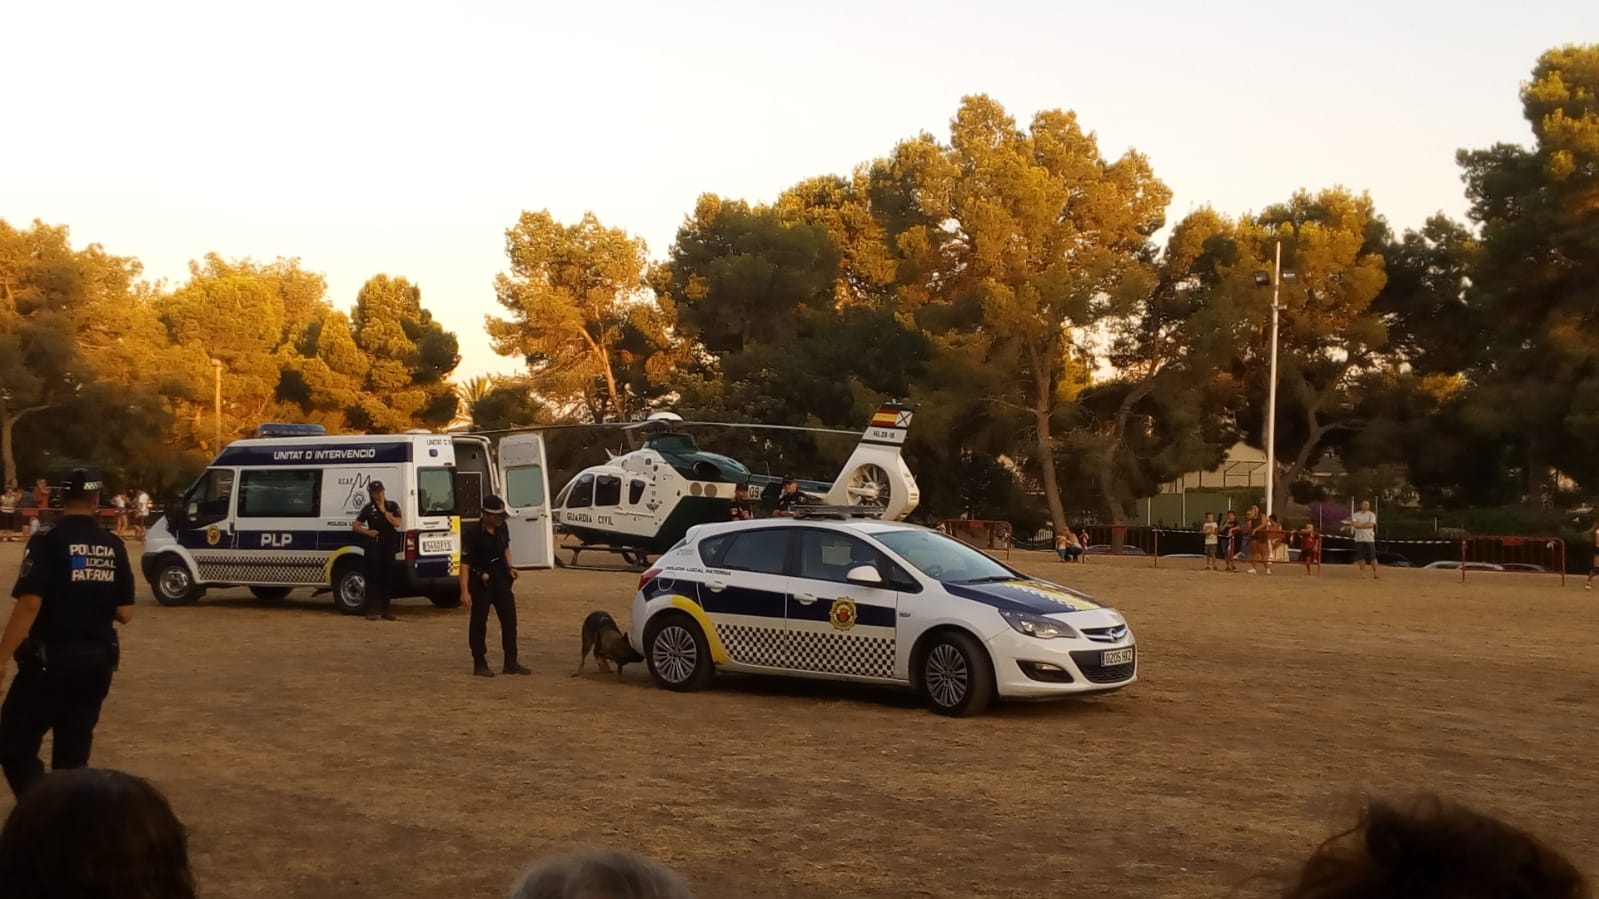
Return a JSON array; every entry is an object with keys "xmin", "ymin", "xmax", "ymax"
[
  {"xmin": 0, "ymin": 768, "xmax": 195, "ymax": 899},
  {"xmin": 510, "ymin": 849, "xmax": 696, "ymax": 899},
  {"xmin": 1282, "ymin": 794, "xmax": 1586, "ymax": 899}
]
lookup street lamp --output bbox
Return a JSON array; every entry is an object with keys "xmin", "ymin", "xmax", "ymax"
[
  {"xmin": 1254, "ymin": 242, "xmax": 1297, "ymax": 518},
  {"xmin": 210, "ymin": 358, "xmax": 223, "ymax": 451}
]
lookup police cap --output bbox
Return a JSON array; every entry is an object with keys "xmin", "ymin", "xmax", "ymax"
[
  {"xmin": 481, "ymin": 494, "xmax": 507, "ymax": 516},
  {"xmin": 367, "ymin": 480, "xmax": 385, "ymax": 494},
  {"xmin": 59, "ymin": 467, "xmax": 105, "ymax": 499}
]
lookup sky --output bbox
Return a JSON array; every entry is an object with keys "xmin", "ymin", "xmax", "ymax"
[{"xmin": 5, "ymin": 0, "xmax": 1596, "ymax": 381}]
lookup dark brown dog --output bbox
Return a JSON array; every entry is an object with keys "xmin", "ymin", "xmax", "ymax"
[{"xmin": 573, "ymin": 610, "xmax": 644, "ymax": 678}]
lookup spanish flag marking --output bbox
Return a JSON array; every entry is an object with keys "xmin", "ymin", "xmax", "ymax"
[{"xmin": 871, "ymin": 409, "xmax": 900, "ymax": 427}]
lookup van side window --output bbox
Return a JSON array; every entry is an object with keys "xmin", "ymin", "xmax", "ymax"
[
  {"xmin": 567, "ymin": 473, "xmax": 595, "ymax": 508},
  {"xmin": 185, "ymin": 469, "xmax": 235, "ymax": 528},
  {"xmin": 628, "ymin": 479, "xmax": 647, "ymax": 505},
  {"xmin": 594, "ymin": 475, "xmax": 622, "ymax": 507},
  {"xmin": 238, "ymin": 470, "xmax": 322, "ymax": 518}
]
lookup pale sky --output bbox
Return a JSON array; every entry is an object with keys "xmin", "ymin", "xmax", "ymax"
[{"xmin": 6, "ymin": 1, "xmax": 1595, "ymax": 381}]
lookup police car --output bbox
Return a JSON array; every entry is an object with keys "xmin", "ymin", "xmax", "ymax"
[{"xmin": 631, "ymin": 513, "xmax": 1137, "ymax": 716}]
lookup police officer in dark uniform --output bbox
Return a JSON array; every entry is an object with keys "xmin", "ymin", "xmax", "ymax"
[
  {"xmin": 0, "ymin": 468, "xmax": 133, "ymax": 798},
  {"xmin": 353, "ymin": 480, "xmax": 402, "ymax": 621},
  {"xmin": 460, "ymin": 495, "xmax": 529, "ymax": 678},
  {"xmin": 729, "ymin": 483, "xmax": 754, "ymax": 521},
  {"xmin": 774, "ymin": 476, "xmax": 809, "ymax": 517}
]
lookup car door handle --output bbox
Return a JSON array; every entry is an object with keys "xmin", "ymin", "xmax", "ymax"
[
  {"xmin": 793, "ymin": 593, "xmax": 817, "ymax": 605},
  {"xmin": 706, "ymin": 580, "xmax": 726, "ymax": 593}
]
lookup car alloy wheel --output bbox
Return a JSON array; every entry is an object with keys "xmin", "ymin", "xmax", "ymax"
[
  {"xmin": 925, "ymin": 643, "xmax": 970, "ymax": 709},
  {"xmin": 652, "ymin": 624, "xmax": 698, "ymax": 686}
]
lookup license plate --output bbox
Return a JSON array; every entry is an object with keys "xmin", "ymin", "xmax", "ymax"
[
  {"xmin": 1101, "ymin": 647, "xmax": 1135, "ymax": 666},
  {"xmin": 419, "ymin": 536, "xmax": 454, "ymax": 555}
]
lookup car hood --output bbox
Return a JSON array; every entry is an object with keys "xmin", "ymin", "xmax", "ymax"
[{"xmin": 943, "ymin": 578, "xmax": 1108, "ymax": 614}]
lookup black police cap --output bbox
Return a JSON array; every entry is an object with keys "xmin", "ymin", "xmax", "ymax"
[
  {"xmin": 60, "ymin": 467, "xmax": 105, "ymax": 499},
  {"xmin": 367, "ymin": 480, "xmax": 385, "ymax": 493},
  {"xmin": 482, "ymin": 494, "xmax": 507, "ymax": 515}
]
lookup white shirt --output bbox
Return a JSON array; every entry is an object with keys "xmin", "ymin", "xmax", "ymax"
[
  {"xmin": 134, "ymin": 492, "xmax": 150, "ymax": 514},
  {"xmin": 1351, "ymin": 510, "xmax": 1376, "ymax": 543}
]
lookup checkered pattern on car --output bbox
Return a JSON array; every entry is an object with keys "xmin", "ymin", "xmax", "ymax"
[
  {"xmin": 715, "ymin": 623, "xmax": 895, "ymax": 679},
  {"xmin": 194, "ymin": 553, "xmax": 331, "ymax": 585}
]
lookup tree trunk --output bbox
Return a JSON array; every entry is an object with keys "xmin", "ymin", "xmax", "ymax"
[
  {"xmin": 1, "ymin": 409, "xmax": 14, "ymax": 489},
  {"xmin": 1095, "ymin": 449, "xmax": 1124, "ymax": 526},
  {"xmin": 1027, "ymin": 340, "xmax": 1069, "ymax": 536}
]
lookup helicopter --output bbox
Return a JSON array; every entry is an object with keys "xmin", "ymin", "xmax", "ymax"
[{"xmin": 474, "ymin": 402, "xmax": 919, "ymax": 571}]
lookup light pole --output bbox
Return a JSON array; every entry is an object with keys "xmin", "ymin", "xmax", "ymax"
[
  {"xmin": 210, "ymin": 358, "xmax": 223, "ymax": 451},
  {"xmin": 1254, "ymin": 243, "xmax": 1296, "ymax": 518}
]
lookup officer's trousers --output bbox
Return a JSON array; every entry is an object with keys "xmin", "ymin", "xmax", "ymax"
[
  {"xmin": 0, "ymin": 659, "xmax": 114, "ymax": 797},
  {"xmin": 468, "ymin": 581, "xmax": 518, "ymax": 665},
  {"xmin": 363, "ymin": 550, "xmax": 394, "ymax": 617}
]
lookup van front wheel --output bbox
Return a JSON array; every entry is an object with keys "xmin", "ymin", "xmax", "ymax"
[
  {"xmin": 332, "ymin": 562, "xmax": 366, "ymax": 615},
  {"xmin": 152, "ymin": 559, "xmax": 199, "ymax": 606}
]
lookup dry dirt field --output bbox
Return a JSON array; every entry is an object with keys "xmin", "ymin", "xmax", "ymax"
[{"xmin": 0, "ymin": 544, "xmax": 1595, "ymax": 898}]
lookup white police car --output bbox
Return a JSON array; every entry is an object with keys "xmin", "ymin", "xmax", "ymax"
[{"xmin": 630, "ymin": 516, "xmax": 1136, "ymax": 716}]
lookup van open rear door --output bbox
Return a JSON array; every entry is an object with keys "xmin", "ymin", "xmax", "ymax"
[{"xmin": 497, "ymin": 433, "xmax": 554, "ymax": 569}]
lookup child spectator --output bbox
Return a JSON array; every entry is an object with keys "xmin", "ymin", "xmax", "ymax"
[
  {"xmin": 1299, "ymin": 523, "xmax": 1321, "ymax": 575},
  {"xmin": 1202, "ymin": 512, "xmax": 1219, "ymax": 570},
  {"xmin": 1220, "ymin": 510, "xmax": 1241, "ymax": 572},
  {"xmin": 0, "ymin": 768, "xmax": 195, "ymax": 899},
  {"xmin": 0, "ymin": 481, "xmax": 19, "ymax": 542},
  {"xmin": 509, "ymin": 849, "xmax": 696, "ymax": 899}
]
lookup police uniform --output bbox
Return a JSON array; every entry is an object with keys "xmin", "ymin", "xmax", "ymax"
[
  {"xmin": 0, "ymin": 469, "xmax": 132, "ymax": 797},
  {"xmin": 775, "ymin": 480, "xmax": 808, "ymax": 515},
  {"xmin": 729, "ymin": 487, "xmax": 754, "ymax": 521},
  {"xmin": 462, "ymin": 496, "xmax": 528, "ymax": 677},
  {"xmin": 355, "ymin": 482, "xmax": 402, "ymax": 621}
]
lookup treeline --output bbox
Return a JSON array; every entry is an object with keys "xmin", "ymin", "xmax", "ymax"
[
  {"xmin": 3, "ymin": 45, "xmax": 1594, "ymax": 535},
  {"xmin": 0, "ymin": 235, "xmax": 460, "ymax": 491},
  {"xmin": 480, "ymin": 45, "xmax": 1599, "ymax": 534}
]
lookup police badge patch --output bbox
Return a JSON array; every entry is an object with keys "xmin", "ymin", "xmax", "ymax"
[
  {"xmin": 829, "ymin": 596, "xmax": 857, "ymax": 631},
  {"xmin": 206, "ymin": 526, "xmax": 221, "ymax": 546}
]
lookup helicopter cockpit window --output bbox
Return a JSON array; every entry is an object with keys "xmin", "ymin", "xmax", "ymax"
[
  {"xmin": 594, "ymin": 475, "xmax": 622, "ymax": 507},
  {"xmin": 627, "ymin": 479, "xmax": 646, "ymax": 505},
  {"xmin": 567, "ymin": 473, "xmax": 595, "ymax": 508}
]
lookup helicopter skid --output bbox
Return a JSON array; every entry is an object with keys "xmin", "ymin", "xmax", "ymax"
[{"xmin": 553, "ymin": 537, "xmax": 652, "ymax": 572}]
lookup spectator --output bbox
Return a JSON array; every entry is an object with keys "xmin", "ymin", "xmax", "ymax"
[
  {"xmin": 0, "ymin": 767, "xmax": 196, "ymax": 899},
  {"xmin": 132, "ymin": 488, "xmax": 151, "ymax": 541},
  {"xmin": 1243, "ymin": 504, "xmax": 1263, "ymax": 574},
  {"xmin": 1, "ymin": 481, "xmax": 19, "ymax": 542},
  {"xmin": 1220, "ymin": 510, "xmax": 1241, "ymax": 572},
  {"xmin": 1202, "ymin": 512, "xmax": 1219, "ymax": 571},
  {"xmin": 111, "ymin": 490, "xmax": 129, "ymax": 537},
  {"xmin": 1280, "ymin": 794, "xmax": 1585, "ymax": 899},
  {"xmin": 1298, "ymin": 523, "xmax": 1321, "ymax": 575},
  {"xmin": 1055, "ymin": 531, "xmax": 1083, "ymax": 563},
  {"xmin": 15, "ymin": 487, "xmax": 38, "ymax": 537},
  {"xmin": 509, "ymin": 849, "xmax": 696, "ymax": 899},
  {"xmin": 1348, "ymin": 500, "xmax": 1379, "ymax": 579}
]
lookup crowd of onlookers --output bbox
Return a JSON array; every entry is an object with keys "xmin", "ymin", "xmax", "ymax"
[
  {"xmin": 1051, "ymin": 500, "xmax": 1387, "ymax": 578},
  {"xmin": 0, "ymin": 478, "xmax": 152, "ymax": 542},
  {"xmin": 0, "ymin": 767, "xmax": 1586, "ymax": 898}
]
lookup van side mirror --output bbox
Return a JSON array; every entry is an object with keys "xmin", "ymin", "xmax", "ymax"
[{"xmin": 845, "ymin": 565, "xmax": 883, "ymax": 587}]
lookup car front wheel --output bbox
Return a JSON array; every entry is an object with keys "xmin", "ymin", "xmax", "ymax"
[
  {"xmin": 331, "ymin": 562, "xmax": 366, "ymax": 615},
  {"xmin": 918, "ymin": 631, "xmax": 995, "ymax": 717},
  {"xmin": 644, "ymin": 615, "xmax": 714, "ymax": 692}
]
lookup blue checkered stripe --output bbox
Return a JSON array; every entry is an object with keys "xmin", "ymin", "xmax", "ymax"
[{"xmin": 193, "ymin": 551, "xmax": 334, "ymax": 585}]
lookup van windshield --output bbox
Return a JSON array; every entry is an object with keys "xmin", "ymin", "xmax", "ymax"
[{"xmin": 417, "ymin": 468, "xmax": 455, "ymax": 515}]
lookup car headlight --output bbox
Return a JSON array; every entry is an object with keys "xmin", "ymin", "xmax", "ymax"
[{"xmin": 998, "ymin": 609, "xmax": 1077, "ymax": 639}]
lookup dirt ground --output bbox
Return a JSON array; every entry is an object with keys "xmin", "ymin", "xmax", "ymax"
[{"xmin": 0, "ymin": 544, "xmax": 1594, "ymax": 898}]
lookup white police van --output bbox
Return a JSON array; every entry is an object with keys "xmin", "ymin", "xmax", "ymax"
[{"xmin": 141, "ymin": 425, "xmax": 554, "ymax": 614}]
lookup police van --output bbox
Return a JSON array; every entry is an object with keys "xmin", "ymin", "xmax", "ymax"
[{"xmin": 141, "ymin": 425, "xmax": 554, "ymax": 614}]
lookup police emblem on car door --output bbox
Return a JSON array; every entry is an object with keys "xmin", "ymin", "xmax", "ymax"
[
  {"xmin": 178, "ymin": 468, "xmax": 237, "ymax": 580},
  {"xmin": 785, "ymin": 530, "xmax": 898, "ymax": 679}
]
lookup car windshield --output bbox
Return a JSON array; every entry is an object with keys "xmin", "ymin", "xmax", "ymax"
[{"xmin": 873, "ymin": 529, "xmax": 1019, "ymax": 583}]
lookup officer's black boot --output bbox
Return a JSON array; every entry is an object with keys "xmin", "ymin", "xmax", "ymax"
[
  {"xmin": 473, "ymin": 659, "xmax": 494, "ymax": 678},
  {"xmin": 504, "ymin": 659, "xmax": 531, "ymax": 675}
]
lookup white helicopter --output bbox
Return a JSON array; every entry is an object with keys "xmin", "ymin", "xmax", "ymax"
[{"xmin": 475, "ymin": 402, "xmax": 920, "ymax": 570}]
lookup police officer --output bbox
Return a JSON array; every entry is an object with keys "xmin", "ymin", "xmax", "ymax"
[
  {"xmin": 353, "ymin": 480, "xmax": 402, "ymax": 621},
  {"xmin": 729, "ymin": 483, "xmax": 754, "ymax": 521},
  {"xmin": 774, "ymin": 476, "xmax": 809, "ymax": 517},
  {"xmin": 460, "ymin": 495, "xmax": 529, "ymax": 678},
  {"xmin": 0, "ymin": 468, "xmax": 133, "ymax": 798}
]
